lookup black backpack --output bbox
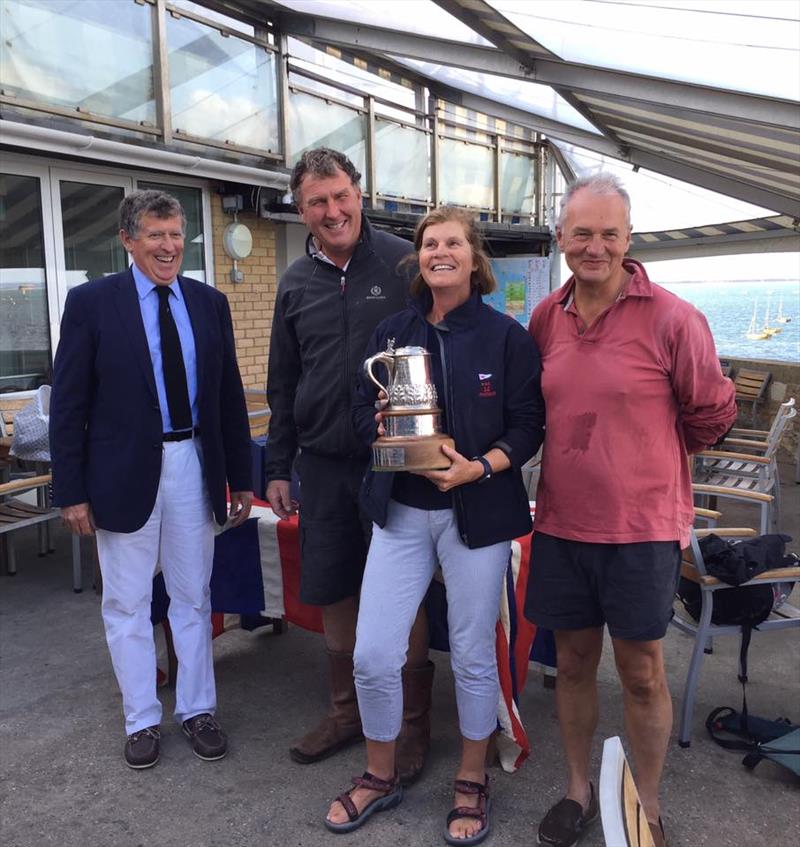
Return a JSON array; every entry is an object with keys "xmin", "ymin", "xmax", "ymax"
[{"xmin": 706, "ymin": 707, "xmax": 800, "ymax": 777}]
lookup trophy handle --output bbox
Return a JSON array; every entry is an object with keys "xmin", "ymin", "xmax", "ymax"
[{"xmin": 364, "ymin": 351, "xmax": 394, "ymax": 396}]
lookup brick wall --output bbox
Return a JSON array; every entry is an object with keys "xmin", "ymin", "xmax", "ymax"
[{"xmin": 210, "ymin": 197, "xmax": 277, "ymax": 390}]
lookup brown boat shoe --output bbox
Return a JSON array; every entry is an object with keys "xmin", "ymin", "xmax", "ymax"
[{"xmin": 124, "ymin": 726, "xmax": 160, "ymax": 769}]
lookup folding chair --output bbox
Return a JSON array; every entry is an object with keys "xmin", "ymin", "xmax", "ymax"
[
  {"xmin": 694, "ymin": 400, "xmax": 796, "ymax": 532},
  {"xmin": 670, "ymin": 524, "xmax": 800, "ymax": 747}
]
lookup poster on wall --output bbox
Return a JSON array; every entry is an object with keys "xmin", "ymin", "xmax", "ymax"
[{"xmin": 486, "ymin": 256, "xmax": 551, "ymax": 326}]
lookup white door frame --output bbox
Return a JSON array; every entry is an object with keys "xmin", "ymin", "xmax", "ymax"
[{"xmin": 1, "ymin": 152, "xmax": 215, "ymax": 361}]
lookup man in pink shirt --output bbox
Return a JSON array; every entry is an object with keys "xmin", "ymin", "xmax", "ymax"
[{"xmin": 526, "ymin": 174, "xmax": 736, "ymax": 847}]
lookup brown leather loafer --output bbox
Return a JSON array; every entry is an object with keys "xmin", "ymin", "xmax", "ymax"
[
  {"xmin": 182, "ymin": 713, "xmax": 227, "ymax": 761},
  {"xmin": 537, "ymin": 782, "xmax": 598, "ymax": 847},
  {"xmin": 124, "ymin": 726, "xmax": 160, "ymax": 769}
]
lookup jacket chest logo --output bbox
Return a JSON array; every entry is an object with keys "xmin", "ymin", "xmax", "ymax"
[
  {"xmin": 478, "ymin": 373, "xmax": 496, "ymax": 398},
  {"xmin": 366, "ymin": 285, "xmax": 385, "ymax": 300}
]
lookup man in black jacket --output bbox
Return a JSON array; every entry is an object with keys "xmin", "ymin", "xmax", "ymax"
[{"xmin": 266, "ymin": 149, "xmax": 432, "ymax": 779}]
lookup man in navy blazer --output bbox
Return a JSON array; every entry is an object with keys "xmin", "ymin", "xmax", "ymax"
[{"xmin": 50, "ymin": 189, "xmax": 253, "ymax": 769}]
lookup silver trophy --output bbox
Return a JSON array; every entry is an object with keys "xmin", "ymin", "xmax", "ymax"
[{"xmin": 364, "ymin": 339, "xmax": 454, "ymax": 471}]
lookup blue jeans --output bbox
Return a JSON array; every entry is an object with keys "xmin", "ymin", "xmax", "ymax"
[{"xmin": 354, "ymin": 500, "xmax": 509, "ymax": 742}]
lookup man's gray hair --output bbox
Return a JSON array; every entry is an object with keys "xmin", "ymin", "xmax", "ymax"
[
  {"xmin": 289, "ymin": 147, "xmax": 361, "ymax": 206},
  {"xmin": 557, "ymin": 172, "xmax": 631, "ymax": 229},
  {"xmin": 119, "ymin": 190, "xmax": 186, "ymax": 238}
]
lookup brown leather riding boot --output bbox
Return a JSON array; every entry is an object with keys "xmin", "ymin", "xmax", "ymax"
[
  {"xmin": 396, "ymin": 660, "xmax": 435, "ymax": 784},
  {"xmin": 289, "ymin": 649, "xmax": 363, "ymax": 764}
]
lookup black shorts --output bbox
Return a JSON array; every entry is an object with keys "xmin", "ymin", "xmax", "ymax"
[
  {"xmin": 524, "ymin": 532, "xmax": 681, "ymax": 641},
  {"xmin": 296, "ymin": 451, "xmax": 372, "ymax": 606}
]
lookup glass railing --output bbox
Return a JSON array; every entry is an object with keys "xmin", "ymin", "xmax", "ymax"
[
  {"xmin": 438, "ymin": 137, "xmax": 494, "ymax": 212},
  {"xmin": 167, "ymin": 11, "xmax": 280, "ymax": 153},
  {"xmin": 0, "ymin": 0, "xmax": 545, "ymax": 223},
  {"xmin": 501, "ymin": 151, "xmax": 537, "ymax": 215},
  {"xmin": 0, "ymin": 0, "xmax": 155, "ymax": 126},
  {"xmin": 287, "ymin": 89, "xmax": 368, "ymax": 187}
]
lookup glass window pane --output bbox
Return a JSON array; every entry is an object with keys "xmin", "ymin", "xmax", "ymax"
[
  {"xmin": 0, "ymin": 174, "xmax": 51, "ymax": 390},
  {"xmin": 167, "ymin": 14, "xmax": 280, "ymax": 152},
  {"xmin": 287, "ymin": 90, "xmax": 368, "ymax": 187},
  {"xmin": 138, "ymin": 182, "xmax": 205, "ymax": 282},
  {"xmin": 59, "ymin": 182, "xmax": 128, "ymax": 290},
  {"xmin": 170, "ymin": 0, "xmax": 256, "ymax": 37},
  {"xmin": 0, "ymin": 0, "xmax": 155, "ymax": 124},
  {"xmin": 439, "ymin": 138, "xmax": 494, "ymax": 210},
  {"xmin": 501, "ymin": 151, "xmax": 535, "ymax": 214},
  {"xmin": 375, "ymin": 120, "xmax": 430, "ymax": 203}
]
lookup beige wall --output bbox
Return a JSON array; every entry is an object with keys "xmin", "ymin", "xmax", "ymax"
[{"xmin": 210, "ymin": 197, "xmax": 278, "ymax": 390}]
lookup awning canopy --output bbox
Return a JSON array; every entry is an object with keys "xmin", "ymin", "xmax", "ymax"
[{"xmin": 210, "ymin": 0, "xmax": 798, "ymax": 220}]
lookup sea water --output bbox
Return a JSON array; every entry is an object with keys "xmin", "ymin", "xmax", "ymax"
[{"xmin": 661, "ymin": 279, "xmax": 800, "ymax": 364}]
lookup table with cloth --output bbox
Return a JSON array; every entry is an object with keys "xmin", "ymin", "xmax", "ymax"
[{"xmin": 152, "ymin": 499, "xmax": 556, "ymax": 772}]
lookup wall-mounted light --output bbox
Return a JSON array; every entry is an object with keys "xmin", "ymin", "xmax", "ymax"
[
  {"xmin": 222, "ymin": 220, "xmax": 252, "ymax": 283},
  {"xmin": 223, "ymin": 221, "xmax": 253, "ymax": 261}
]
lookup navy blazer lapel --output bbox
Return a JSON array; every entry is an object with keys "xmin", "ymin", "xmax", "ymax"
[
  {"xmin": 179, "ymin": 276, "xmax": 206, "ymax": 400},
  {"xmin": 114, "ymin": 268, "xmax": 158, "ymax": 401}
]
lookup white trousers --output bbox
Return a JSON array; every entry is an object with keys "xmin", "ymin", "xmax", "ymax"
[
  {"xmin": 95, "ymin": 438, "xmax": 215, "ymax": 734},
  {"xmin": 354, "ymin": 501, "xmax": 510, "ymax": 742}
]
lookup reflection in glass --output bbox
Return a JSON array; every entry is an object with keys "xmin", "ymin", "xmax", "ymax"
[
  {"xmin": 0, "ymin": 174, "xmax": 50, "ymax": 389},
  {"xmin": 168, "ymin": 15, "xmax": 280, "ymax": 151},
  {"xmin": 501, "ymin": 152, "xmax": 535, "ymax": 215},
  {"xmin": 59, "ymin": 182, "xmax": 128, "ymax": 290},
  {"xmin": 287, "ymin": 90, "xmax": 368, "ymax": 188},
  {"xmin": 138, "ymin": 182, "xmax": 205, "ymax": 282},
  {"xmin": 0, "ymin": 0, "xmax": 155, "ymax": 124},
  {"xmin": 439, "ymin": 138, "xmax": 493, "ymax": 210},
  {"xmin": 375, "ymin": 120, "xmax": 430, "ymax": 203}
]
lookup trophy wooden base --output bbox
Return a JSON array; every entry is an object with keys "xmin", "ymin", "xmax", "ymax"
[{"xmin": 372, "ymin": 433, "xmax": 455, "ymax": 471}]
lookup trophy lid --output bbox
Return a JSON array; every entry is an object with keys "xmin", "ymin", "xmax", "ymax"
[{"xmin": 392, "ymin": 345, "xmax": 429, "ymax": 357}]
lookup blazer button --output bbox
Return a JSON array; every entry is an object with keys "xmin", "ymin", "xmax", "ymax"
[
  {"xmin": 152, "ymin": 404, "xmax": 159, "ymax": 411},
  {"xmin": 153, "ymin": 443, "xmax": 160, "ymax": 449}
]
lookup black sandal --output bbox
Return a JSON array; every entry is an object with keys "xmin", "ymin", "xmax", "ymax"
[
  {"xmin": 444, "ymin": 774, "xmax": 491, "ymax": 846},
  {"xmin": 324, "ymin": 771, "xmax": 403, "ymax": 834}
]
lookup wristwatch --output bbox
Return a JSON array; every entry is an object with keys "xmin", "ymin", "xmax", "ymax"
[{"xmin": 472, "ymin": 455, "xmax": 492, "ymax": 484}]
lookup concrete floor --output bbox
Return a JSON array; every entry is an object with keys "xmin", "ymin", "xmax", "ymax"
[{"xmin": 1, "ymin": 463, "xmax": 798, "ymax": 847}]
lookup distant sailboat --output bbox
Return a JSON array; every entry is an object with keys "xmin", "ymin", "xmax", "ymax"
[
  {"xmin": 776, "ymin": 296, "xmax": 792, "ymax": 324},
  {"xmin": 746, "ymin": 301, "xmax": 769, "ymax": 340},
  {"xmin": 762, "ymin": 294, "xmax": 782, "ymax": 337}
]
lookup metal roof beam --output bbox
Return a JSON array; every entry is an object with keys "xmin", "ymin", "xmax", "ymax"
[
  {"xmin": 436, "ymin": 88, "xmax": 623, "ymax": 157},
  {"xmin": 276, "ymin": 12, "xmax": 524, "ymax": 76},
  {"xmin": 628, "ymin": 150, "xmax": 799, "ymax": 217},
  {"xmin": 275, "ymin": 13, "xmax": 799, "ymax": 131},
  {"xmin": 531, "ymin": 60, "xmax": 799, "ymax": 131},
  {"xmin": 630, "ymin": 230, "xmax": 800, "ymax": 262}
]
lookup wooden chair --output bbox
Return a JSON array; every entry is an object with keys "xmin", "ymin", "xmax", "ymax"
[
  {"xmin": 694, "ymin": 400, "xmax": 796, "ymax": 532},
  {"xmin": 720, "ymin": 397, "xmax": 795, "ymax": 454},
  {"xmin": 671, "ymin": 524, "xmax": 800, "ymax": 747},
  {"xmin": 733, "ymin": 367, "xmax": 771, "ymax": 428},
  {"xmin": 0, "ymin": 474, "xmax": 83, "ymax": 592}
]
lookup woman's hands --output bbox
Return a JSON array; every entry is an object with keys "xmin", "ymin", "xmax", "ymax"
[
  {"xmin": 374, "ymin": 389, "xmax": 389, "ymax": 436},
  {"xmin": 414, "ymin": 444, "xmax": 482, "ymax": 492}
]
